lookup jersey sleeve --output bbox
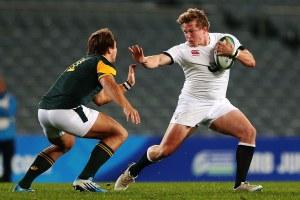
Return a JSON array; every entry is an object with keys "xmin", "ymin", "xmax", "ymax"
[
  {"xmin": 164, "ymin": 44, "xmax": 183, "ymax": 65},
  {"xmin": 96, "ymin": 60, "xmax": 117, "ymax": 80}
]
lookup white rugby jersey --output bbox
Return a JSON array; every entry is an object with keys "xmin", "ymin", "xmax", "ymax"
[{"xmin": 165, "ymin": 33, "xmax": 241, "ymax": 100}]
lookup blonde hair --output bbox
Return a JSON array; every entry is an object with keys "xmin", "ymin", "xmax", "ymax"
[{"xmin": 177, "ymin": 8, "xmax": 210, "ymax": 29}]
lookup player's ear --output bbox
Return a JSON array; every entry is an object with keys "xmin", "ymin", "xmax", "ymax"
[
  {"xmin": 107, "ymin": 47, "xmax": 113, "ymax": 55},
  {"xmin": 108, "ymin": 43, "xmax": 117, "ymax": 54}
]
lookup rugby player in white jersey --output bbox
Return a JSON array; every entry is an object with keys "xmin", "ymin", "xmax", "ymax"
[{"xmin": 115, "ymin": 8, "xmax": 262, "ymax": 192}]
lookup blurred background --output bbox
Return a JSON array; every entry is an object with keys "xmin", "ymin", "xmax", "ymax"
[
  {"xmin": 1, "ymin": 0, "xmax": 300, "ymax": 182},
  {"xmin": 1, "ymin": 0, "xmax": 300, "ymax": 136}
]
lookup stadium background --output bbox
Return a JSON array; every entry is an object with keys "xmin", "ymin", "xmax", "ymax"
[{"xmin": 1, "ymin": 0, "xmax": 300, "ymax": 182}]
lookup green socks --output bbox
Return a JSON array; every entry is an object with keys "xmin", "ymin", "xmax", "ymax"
[
  {"xmin": 78, "ymin": 142, "xmax": 113, "ymax": 179},
  {"xmin": 19, "ymin": 152, "xmax": 54, "ymax": 189}
]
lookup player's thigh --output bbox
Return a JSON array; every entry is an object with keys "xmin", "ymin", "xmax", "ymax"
[
  {"xmin": 159, "ymin": 123, "xmax": 195, "ymax": 154},
  {"xmin": 210, "ymin": 109, "xmax": 255, "ymax": 139},
  {"xmin": 84, "ymin": 112, "xmax": 127, "ymax": 140}
]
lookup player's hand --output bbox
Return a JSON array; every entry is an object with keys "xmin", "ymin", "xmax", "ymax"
[
  {"xmin": 123, "ymin": 106, "xmax": 141, "ymax": 125},
  {"xmin": 128, "ymin": 45, "xmax": 146, "ymax": 64},
  {"xmin": 127, "ymin": 64, "xmax": 136, "ymax": 87},
  {"xmin": 215, "ymin": 40, "xmax": 235, "ymax": 57}
]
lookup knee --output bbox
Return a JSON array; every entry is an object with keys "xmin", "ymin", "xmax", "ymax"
[
  {"xmin": 159, "ymin": 149, "xmax": 171, "ymax": 159},
  {"xmin": 150, "ymin": 145, "xmax": 174, "ymax": 160},
  {"xmin": 117, "ymin": 127, "xmax": 128, "ymax": 143},
  {"xmin": 120, "ymin": 128, "xmax": 128, "ymax": 143},
  {"xmin": 240, "ymin": 125, "xmax": 256, "ymax": 143},
  {"xmin": 62, "ymin": 138, "xmax": 75, "ymax": 153}
]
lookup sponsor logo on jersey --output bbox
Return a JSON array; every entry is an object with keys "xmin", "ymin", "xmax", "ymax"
[{"xmin": 191, "ymin": 50, "xmax": 200, "ymax": 56}]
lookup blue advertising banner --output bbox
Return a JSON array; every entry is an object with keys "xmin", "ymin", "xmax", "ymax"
[{"xmin": 4, "ymin": 135, "xmax": 300, "ymax": 182}]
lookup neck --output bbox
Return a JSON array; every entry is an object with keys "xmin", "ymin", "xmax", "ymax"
[
  {"xmin": 204, "ymin": 33, "xmax": 210, "ymax": 45},
  {"xmin": 103, "ymin": 55, "xmax": 112, "ymax": 63},
  {"xmin": 191, "ymin": 33, "xmax": 210, "ymax": 47}
]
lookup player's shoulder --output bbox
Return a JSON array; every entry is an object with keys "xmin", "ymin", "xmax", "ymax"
[
  {"xmin": 89, "ymin": 55, "xmax": 114, "ymax": 68},
  {"xmin": 165, "ymin": 42, "xmax": 189, "ymax": 54}
]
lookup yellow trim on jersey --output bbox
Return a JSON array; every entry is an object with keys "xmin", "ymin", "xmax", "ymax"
[
  {"xmin": 97, "ymin": 60, "xmax": 116, "ymax": 79},
  {"xmin": 98, "ymin": 73, "xmax": 114, "ymax": 80}
]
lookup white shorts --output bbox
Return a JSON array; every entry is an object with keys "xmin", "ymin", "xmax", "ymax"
[
  {"xmin": 170, "ymin": 97, "xmax": 238, "ymax": 127},
  {"xmin": 38, "ymin": 105, "xmax": 99, "ymax": 138}
]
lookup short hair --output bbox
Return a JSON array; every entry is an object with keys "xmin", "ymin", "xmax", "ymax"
[
  {"xmin": 176, "ymin": 8, "xmax": 210, "ymax": 29},
  {"xmin": 87, "ymin": 28, "xmax": 115, "ymax": 55}
]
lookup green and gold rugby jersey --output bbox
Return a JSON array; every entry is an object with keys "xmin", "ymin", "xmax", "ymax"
[{"xmin": 39, "ymin": 55, "xmax": 117, "ymax": 109}]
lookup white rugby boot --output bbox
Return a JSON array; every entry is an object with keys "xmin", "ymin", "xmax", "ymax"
[
  {"xmin": 13, "ymin": 184, "xmax": 35, "ymax": 192},
  {"xmin": 234, "ymin": 181, "xmax": 263, "ymax": 192},
  {"xmin": 114, "ymin": 163, "xmax": 137, "ymax": 191},
  {"xmin": 73, "ymin": 177, "xmax": 107, "ymax": 192}
]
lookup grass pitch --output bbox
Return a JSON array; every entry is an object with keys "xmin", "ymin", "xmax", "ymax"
[{"xmin": 1, "ymin": 182, "xmax": 300, "ymax": 200}]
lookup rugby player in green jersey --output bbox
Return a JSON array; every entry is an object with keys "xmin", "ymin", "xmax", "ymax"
[{"xmin": 13, "ymin": 28, "xmax": 140, "ymax": 192}]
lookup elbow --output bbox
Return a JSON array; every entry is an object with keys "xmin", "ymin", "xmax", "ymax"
[
  {"xmin": 245, "ymin": 57, "xmax": 256, "ymax": 68},
  {"xmin": 93, "ymin": 97, "xmax": 101, "ymax": 106}
]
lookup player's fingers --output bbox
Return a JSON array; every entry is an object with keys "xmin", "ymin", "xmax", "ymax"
[
  {"xmin": 130, "ymin": 45, "xmax": 138, "ymax": 52},
  {"xmin": 133, "ymin": 45, "xmax": 139, "ymax": 51},
  {"xmin": 132, "ymin": 111, "xmax": 140, "ymax": 124},
  {"xmin": 128, "ymin": 65, "xmax": 136, "ymax": 81},
  {"xmin": 128, "ymin": 46, "xmax": 134, "ymax": 53},
  {"xmin": 131, "ymin": 114, "xmax": 136, "ymax": 124},
  {"xmin": 128, "ymin": 112, "xmax": 134, "ymax": 124},
  {"xmin": 124, "ymin": 108, "xmax": 130, "ymax": 122},
  {"xmin": 136, "ymin": 110, "xmax": 141, "ymax": 124},
  {"xmin": 128, "ymin": 109, "xmax": 139, "ymax": 124},
  {"xmin": 135, "ymin": 111, "xmax": 141, "ymax": 124},
  {"xmin": 135, "ymin": 47, "xmax": 142, "ymax": 55},
  {"xmin": 217, "ymin": 51, "xmax": 226, "ymax": 56},
  {"xmin": 129, "ymin": 64, "xmax": 137, "ymax": 72},
  {"xmin": 134, "ymin": 45, "xmax": 141, "ymax": 54}
]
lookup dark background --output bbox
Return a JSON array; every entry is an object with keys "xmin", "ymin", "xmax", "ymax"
[{"xmin": 1, "ymin": 0, "xmax": 299, "ymax": 136}]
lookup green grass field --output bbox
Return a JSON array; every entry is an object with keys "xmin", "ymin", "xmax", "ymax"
[{"xmin": 1, "ymin": 182, "xmax": 300, "ymax": 200}]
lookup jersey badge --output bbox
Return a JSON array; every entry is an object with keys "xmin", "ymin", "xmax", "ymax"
[{"xmin": 191, "ymin": 50, "xmax": 200, "ymax": 56}]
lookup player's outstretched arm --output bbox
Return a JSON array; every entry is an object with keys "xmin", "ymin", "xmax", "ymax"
[
  {"xmin": 99, "ymin": 74, "xmax": 140, "ymax": 124},
  {"xmin": 93, "ymin": 65, "xmax": 136, "ymax": 106},
  {"xmin": 129, "ymin": 45, "xmax": 172, "ymax": 69}
]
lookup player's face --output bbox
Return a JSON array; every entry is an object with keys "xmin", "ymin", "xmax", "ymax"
[{"xmin": 181, "ymin": 20, "xmax": 209, "ymax": 47}]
